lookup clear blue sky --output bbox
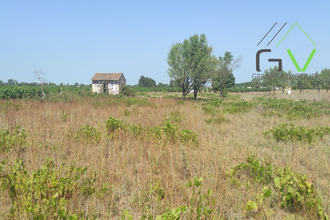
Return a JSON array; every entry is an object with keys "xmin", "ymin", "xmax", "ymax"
[{"xmin": 1, "ymin": 0, "xmax": 329, "ymax": 85}]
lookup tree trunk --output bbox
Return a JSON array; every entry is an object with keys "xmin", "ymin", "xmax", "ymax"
[
  {"xmin": 219, "ymin": 89, "xmax": 223, "ymax": 98},
  {"xmin": 182, "ymin": 90, "xmax": 185, "ymax": 99},
  {"xmin": 318, "ymin": 88, "xmax": 320, "ymax": 93},
  {"xmin": 193, "ymin": 90, "xmax": 198, "ymax": 99},
  {"xmin": 300, "ymin": 88, "xmax": 302, "ymax": 93}
]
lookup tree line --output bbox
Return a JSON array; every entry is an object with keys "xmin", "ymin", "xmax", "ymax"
[{"xmin": 251, "ymin": 67, "xmax": 330, "ymax": 93}]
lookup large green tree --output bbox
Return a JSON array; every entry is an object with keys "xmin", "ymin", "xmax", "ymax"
[
  {"xmin": 138, "ymin": 76, "xmax": 156, "ymax": 87},
  {"xmin": 211, "ymin": 52, "xmax": 240, "ymax": 97},
  {"xmin": 167, "ymin": 34, "xmax": 215, "ymax": 99}
]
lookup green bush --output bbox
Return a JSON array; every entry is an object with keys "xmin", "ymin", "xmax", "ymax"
[
  {"xmin": 179, "ymin": 129, "xmax": 199, "ymax": 147},
  {"xmin": 227, "ymin": 156, "xmax": 328, "ymax": 219},
  {"xmin": 0, "ymin": 159, "xmax": 96, "ymax": 219},
  {"xmin": 0, "ymin": 126, "xmax": 27, "ymax": 153},
  {"xmin": 73, "ymin": 124, "xmax": 101, "ymax": 144},
  {"xmin": 256, "ymin": 98, "xmax": 330, "ymax": 120},
  {"xmin": 263, "ymin": 124, "xmax": 330, "ymax": 143},
  {"xmin": 120, "ymin": 86, "xmax": 136, "ymax": 97}
]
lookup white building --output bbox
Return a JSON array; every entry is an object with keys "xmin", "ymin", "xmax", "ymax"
[{"xmin": 91, "ymin": 73, "xmax": 126, "ymax": 95}]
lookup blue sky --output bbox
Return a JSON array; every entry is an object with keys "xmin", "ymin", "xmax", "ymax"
[{"xmin": 0, "ymin": 0, "xmax": 329, "ymax": 85}]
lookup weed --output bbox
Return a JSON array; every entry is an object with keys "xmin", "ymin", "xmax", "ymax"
[
  {"xmin": 72, "ymin": 124, "xmax": 101, "ymax": 144},
  {"xmin": 0, "ymin": 126, "xmax": 28, "ymax": 153},
  {"xmin": 185, "ymin": 177, "xmax": 215, "ymax": 219},
  {"xmin": 124, "ymin": 109, "xmax": 131, "ymax": 116},
  {"xmin": 179, "ymin": 129, "xmax": 199, "ymax": 147}
]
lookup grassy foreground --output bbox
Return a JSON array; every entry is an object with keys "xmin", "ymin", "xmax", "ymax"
[{"xmin": 0, "ymin": 90, "xmax": 329, "ymax": 219}]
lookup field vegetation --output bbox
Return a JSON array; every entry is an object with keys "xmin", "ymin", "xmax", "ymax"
[{"xmin": 0, "ymin": 89, "xmax": 329, "ymax": 219}]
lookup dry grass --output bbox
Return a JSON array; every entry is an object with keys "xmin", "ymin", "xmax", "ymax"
[{"xmin": 0, "ymin": 90, "xmax": 329, "ymax": 219}]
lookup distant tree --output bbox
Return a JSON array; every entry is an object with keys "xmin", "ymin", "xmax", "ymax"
[
  {"xmin": 48, "ymin": 82, "xmax": 57, "ymax": 86},
  {"xmin": 0, "ymin": 80, "xmax": 4, "ymax": 86},
  {"xmin": 262, "ymin": 66, "xmax": 288, "ymax": 93},
  {"xmin": 34, "ymin": 70, "xmax": 47, "ymax": 101},
  {"xmin": 8, "ymin": 79, "xmax": 18, "ymax": 85},
  {"xmin": 167, "ymin": 34, "xmax": 215, "ymax": 99},
  {"xmin": 312, "ymin": 72, "xmax": 322, "ymax": 93},
  {"xmin": 30, "ymin": 82, "xmax": 38, "ymax": 86},
  {"xmin": 320, "ymin": 68, "xmax": 330, "ymax": 93},
  {"xmin": 251, "ymin": 78, "xmax": 261, "ymax": 89},
  {"xmin": 158, "ymin": 82, "xmax": 168, "ymax": 87},
  {"xmin": 291, "ymin": 73, "xmax": 312, "ymax": 93},
  {"xmin": 19, "ymin": 82, "xmax": 29, "ymax": 86},
  {"xmin": 212, "ymin": 51, "xmax": 240, "ymax": 97},
  {"xmin": 138, "ymin": 76, "xmax": 156, "ymax": 87}
]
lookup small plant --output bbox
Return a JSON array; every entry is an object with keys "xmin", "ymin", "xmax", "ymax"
[
  {"xmin": 124, "ymin": 109, "xmax": 131, "ymax": 116},
  {"xmin": 162, "ymin": 120, "xmax": 178, "ymax": 142},
  {"xmin": 165, "ymin": 110, "xmax": 182, "ymax": 124},
  {"xmin": 74, "ymin": 124, "xmax": 101, "ymax": 144},
  {"xmin": 263, "ymin": 124, "xmax": 330, "ymax": 143},
  {"xmin": 185, "ymin": 177, "xmax": 214, "ymax": 219},
  {"xmin": 0, "ymin": 126, "xmax": 28, "ymax": 153},
  {"xmin": 106, "ymin": 117, "xmax": 128, "ymax": 135},
  {"xmin": 244, "ymin": 186, "xmax": 272, "ymax": 215},
  {"xmin": 224, "ymin": 100, "xmax": 254, "ymax": 114},
  {"xmin": 179, "ymin": 129, "xmax": 199, "ymax": 147},
  {"xmin": 155, "ymin": 206, "xmax": 187, "ymax": 220},
  {"xmin": 61, "ymin": 113, "xmax": 68, "ymax": 122}
]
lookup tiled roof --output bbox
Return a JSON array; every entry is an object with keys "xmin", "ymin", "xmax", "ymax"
[{"xmin": 91, "ymin": 73, "xmax": 123, "ymax": 81}]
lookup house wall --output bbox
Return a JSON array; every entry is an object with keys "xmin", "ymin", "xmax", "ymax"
[
  {"xmin": 91, "ymin": 77, "xmax": 126, "ymax": 95},
  {"xmin": 118, "ymin": 76, "xmax": 126, "ymax": 93}
]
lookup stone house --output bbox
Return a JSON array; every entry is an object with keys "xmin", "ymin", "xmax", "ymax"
[{"xmin": 91, "ymin": 73, "xmax": 126, "ymax": 95}]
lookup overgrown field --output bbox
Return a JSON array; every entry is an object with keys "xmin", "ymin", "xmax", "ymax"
[{"xmin": 0, "ymin": 90, "xmax": 329, "ymax": 219}]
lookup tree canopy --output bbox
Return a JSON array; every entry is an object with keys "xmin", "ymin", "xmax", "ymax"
[
  {"xmin": 138, "ymin": 76, "xmax": 157, "ymax": 87},
  {"xmin": 167, "ymin": 34, "xmax": 215, "ymax": 99},
  {"xmin": 211, "ymin": 51, "xmax": 240, "ymax": 97}
]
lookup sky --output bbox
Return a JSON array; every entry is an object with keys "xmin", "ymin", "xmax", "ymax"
[{"xmin": 1, "ymin": 0, "xmax": 330, "ymax": 85}]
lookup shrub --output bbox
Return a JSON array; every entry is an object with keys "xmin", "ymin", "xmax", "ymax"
[
  {"xmin": 227, "ymin": 156, "xmax": 328, "ymax": 219},
  {"xmin": 120, "ymin": 86, "xmax": 136, "ymax": 97},
  {"xmin": 179, "ymin": 129, "xmax": 199, "ymax": 147},
  {"xmin": 0, "ymin": 159, "xmax": 96, "ymax": 219},
  {"xmin": 256, "ymin": 98, "xmax": 330, "ymax": 120},
  {"xmin": 0, "ymin": 126, "xmax": 27, "ymax": 153},
  {"xmin": 74, "ymin": 124, "xmax": 101, "ymax": 144},
  {"xmin": 263, "ymin": 124, "xmax": 330, "ymax": 143}
]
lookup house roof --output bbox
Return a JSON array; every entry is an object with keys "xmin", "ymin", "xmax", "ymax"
[{"xmin": 91, "ymin": 73, "xmax": 124, "ymax": 81}]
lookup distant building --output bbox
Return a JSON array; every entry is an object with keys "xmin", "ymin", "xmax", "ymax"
[{"xmin": 91, "ymin": 73, "xmax": 126, "ymax": 95}]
